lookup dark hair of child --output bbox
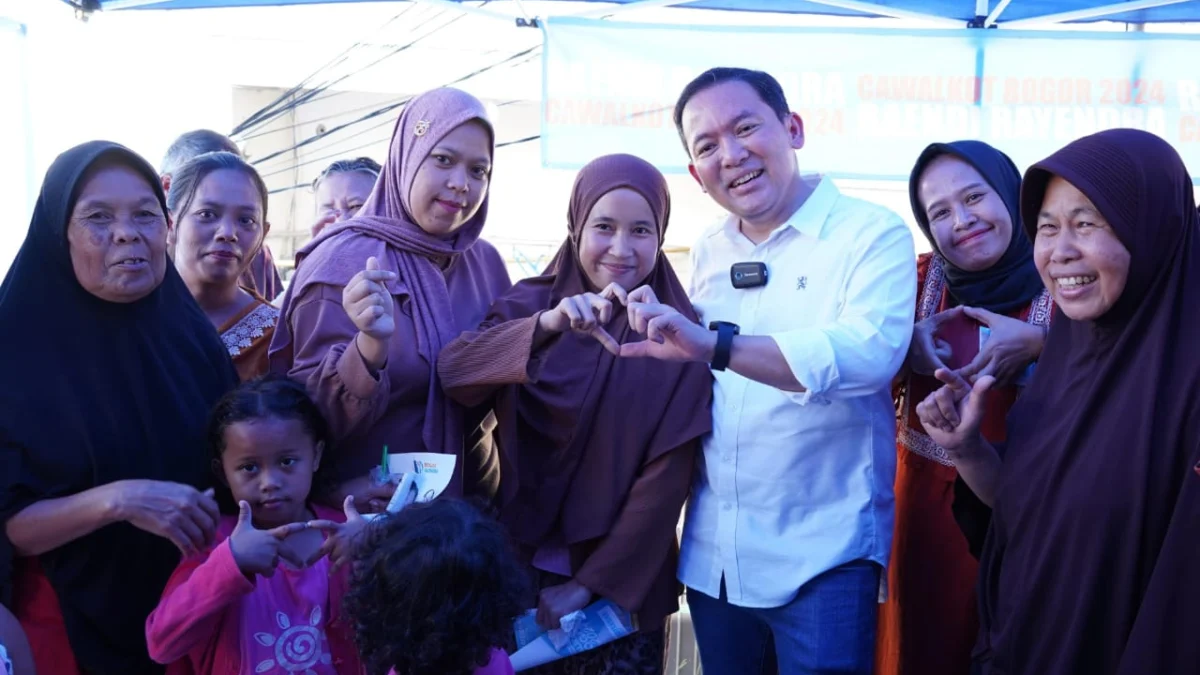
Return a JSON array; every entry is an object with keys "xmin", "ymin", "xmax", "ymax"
[
  {"xmin": 205, "ymin": 374, "xmax": 333, "ymax": 514},
  {"xmin": 345, "ymin": 498, "xmax": 532, "ymax": 675}
]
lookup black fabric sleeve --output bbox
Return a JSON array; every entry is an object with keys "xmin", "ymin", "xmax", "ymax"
[{"xmin": 952, "ymin": 441, "xmax": 1005, "ymax": 559}]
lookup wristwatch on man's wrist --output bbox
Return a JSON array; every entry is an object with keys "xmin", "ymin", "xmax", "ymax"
[{"xmin": 708, "ymin": 321, "xmax": 740, "ymax": 371}]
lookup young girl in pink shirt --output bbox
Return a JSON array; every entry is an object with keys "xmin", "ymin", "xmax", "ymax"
[
  {"xmin": 145, "ymin": 376, "xmax": 368, "ymax": 674},
  {"xmin": 344, "ymin": 499, "xmax": 530, "ymax": 675}
]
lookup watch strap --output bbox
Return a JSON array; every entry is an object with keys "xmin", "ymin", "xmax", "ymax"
[{"xmin": 711, "ymin": 322, "xmax": 735, "ymax": 371}]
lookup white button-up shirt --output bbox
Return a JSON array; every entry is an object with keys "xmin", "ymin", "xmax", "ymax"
[{"xmin": 678, "ymin": 176, "xmax": 917, "ymax": 609}]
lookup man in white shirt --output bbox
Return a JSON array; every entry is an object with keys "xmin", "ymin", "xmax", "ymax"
[{"xmin": 620, "ymin": 68, "xmax": 916, "ymax": 673}]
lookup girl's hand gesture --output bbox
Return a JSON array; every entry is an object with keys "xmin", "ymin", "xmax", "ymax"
[{"xmin": 228, "ymin": 501, "xmax": 308, "ymax": 578}]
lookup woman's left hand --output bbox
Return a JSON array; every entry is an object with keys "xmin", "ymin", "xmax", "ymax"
[
  {"xmin": 956, "ymin": 307, "xmax": 1046, "ymax": 386},
  {"xmin": 536, "ymin": 579, "xmax": 593, "ymax": 630}
]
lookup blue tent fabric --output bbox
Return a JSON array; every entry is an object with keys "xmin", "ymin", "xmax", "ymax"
[{"xmin": 56, "ymin": 0, "xmax": 1200, "ymax": 25}]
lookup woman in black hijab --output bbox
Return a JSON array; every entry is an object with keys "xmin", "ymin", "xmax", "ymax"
[
  {"xmin": 917, "ymin": 128, "xmax": 1200, "ymax": 673},
  {"xmin": 0, "ymin": 141, "xmax": 238, "ymax": 674},
  {"xmin": 879, "ymin": 141, "xmax": 1052, "ymax": 675}
]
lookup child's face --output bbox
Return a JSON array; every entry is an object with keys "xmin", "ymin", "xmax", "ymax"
[{"xmin": 218, "ymin": 417, "xmax": 323, "ymax": 529}]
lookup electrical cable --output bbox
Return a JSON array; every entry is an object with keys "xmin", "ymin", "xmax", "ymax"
[
  {"xmin": 249, "ymin": 43, "xmax": 540, "ymax": 170},
  {"xmin": 265, "ymin": 133, "xmax": 541, "ymax": 195},
  {"xmin": 231, "ymin": 3, "xmax": 423, "ymax": 136},
  {"xmin": 232, "ymin": 4, "xmax": 460, "ymax": 137}
]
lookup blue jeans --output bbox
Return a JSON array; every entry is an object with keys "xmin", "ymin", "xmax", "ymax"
[{"xmin": 687, "ymin": 560, "xmax": 880, "ymax": 675}]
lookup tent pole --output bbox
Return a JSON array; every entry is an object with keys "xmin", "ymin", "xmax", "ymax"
[
  {"xmin": 796, "ymin": 0, "xmax": 961, "ymax": 26},
  {"xmin": 967, "ymin": 0, "xmax": 988, "ymax": 27},
  {"xmin": 1003, "ymin": 0, "xmax": 1190, "ymax": 27},
  {"xmin": 985, "ymin": 0, "xmax": 1013, "ymax": 27}
]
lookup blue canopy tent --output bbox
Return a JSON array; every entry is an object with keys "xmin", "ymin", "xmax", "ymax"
[
  {"xmin": 55, "ymin": 0, "xmax": 1200, "ymax": 28},
  {"xmin": 46, "ymin": 0, "xmax": 1200, "ymax": 182}
]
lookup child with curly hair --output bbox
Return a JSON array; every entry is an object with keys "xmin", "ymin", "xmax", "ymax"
[{"xmin": 345, "ymin": 498, "xmax": 531, "ymax": 675}]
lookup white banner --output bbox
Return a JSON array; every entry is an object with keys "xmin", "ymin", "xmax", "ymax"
[{"xmin": 540, "ymin": 18, "xmax": 1200, "ymax": 180}]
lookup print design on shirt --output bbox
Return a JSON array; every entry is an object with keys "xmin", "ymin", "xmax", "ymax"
[
  {"xmin": 223, "ymin": 302, "xmax": 280, "ymax": 357},
  {"xmin": 253, "ymin": 607, "xmax": 333, "ymax": 673}
]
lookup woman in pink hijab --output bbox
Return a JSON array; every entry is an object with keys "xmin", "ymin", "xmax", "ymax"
[{"xmin": 269, "ymin": 87, "xmax": 511, "ymax": 511}]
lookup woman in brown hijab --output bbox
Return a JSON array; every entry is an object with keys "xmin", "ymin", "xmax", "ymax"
[{"xmin": 439, "ymin": 154, "xmax": 712, "ymax": 674}]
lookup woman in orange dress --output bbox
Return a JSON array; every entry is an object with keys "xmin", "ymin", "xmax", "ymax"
[
  {"xmin": 875, "ymin": 141, "xmax": 1052, "ymax": 675},
  {"xmin": 167, "ymin": 151, "xmax": 278, "ymax": 381}
]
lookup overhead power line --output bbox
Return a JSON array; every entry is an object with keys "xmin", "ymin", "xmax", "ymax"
[
  {"xmin": 232, "ymin": 4, "xmax": 468, "ymax": 138},
  {"xmin": 266, "ymin": 133, "xmax": 541, "ymax": 195},
  {"xmin": 250, "ymin": 43, "xmax": 540, "ymax": 173}
]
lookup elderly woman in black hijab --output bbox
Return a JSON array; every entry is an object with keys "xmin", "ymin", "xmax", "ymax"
[
  {"xmin": 0, "ymin": 141, "xmax": 238, "ymax": 674},
  {"xmin": 918, "ymin": 128, "xmax": 1200, "ymax": 674}
]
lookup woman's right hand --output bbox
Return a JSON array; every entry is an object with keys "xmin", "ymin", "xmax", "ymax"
[
  {"xmin": 914, "ymin": 369, "xmax": 995, "ymax": 457},
  {"xmin": 323, "ymin": 474, "xmax": 397, "ymax": 514},
  {"xmin": 343, "ymin": 256, "xmax": 397, "ymax": 341},
  {"xmin": 537, "ymin": 283, "xmax": 628, "ymax": 354},
  {"xmin": 343, "ymin": 256, "xmax": 397, "ymax": 371},
  {"xmin": 908, "ymin": 306, "xmax": 964, "ymax": 375},
  {"xmin": 108, "ymin": 480, "xmax": 221, "ymax": 557}
]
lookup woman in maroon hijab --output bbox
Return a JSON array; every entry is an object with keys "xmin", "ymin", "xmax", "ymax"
[
  {"xmin": 270, "ymin": 87, "xmax": 511, "ymax": 511},
  {"xmin": 916, "ymin": 128, "xmax": 1200, "ymax": 674},
  {"xmin": 439, "ymin": 154, "xmax": 712, "ymax": 674}
]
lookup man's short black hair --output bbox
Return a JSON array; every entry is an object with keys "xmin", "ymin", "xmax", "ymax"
[{"xmin": 672, "ymin": 67, "xmax": 791, "ymax": 156}]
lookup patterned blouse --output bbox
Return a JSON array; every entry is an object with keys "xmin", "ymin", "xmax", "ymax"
[{"xmin": 219, "ymin": 293, "xmax": 280, "ymax": 382}]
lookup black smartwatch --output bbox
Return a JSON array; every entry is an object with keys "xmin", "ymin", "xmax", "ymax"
[{"xmin": 708, "ymin": 321, "xmax": 740, "ymax": 371}]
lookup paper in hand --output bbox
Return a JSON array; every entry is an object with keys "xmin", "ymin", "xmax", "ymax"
[{"xmin": 509, "ymin": 599, "xmax": 637, "ymax": 671}]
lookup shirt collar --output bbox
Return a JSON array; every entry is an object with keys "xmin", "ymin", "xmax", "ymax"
[{"xmin": 721, "ymin": 175, "xmax": 839, "ymax": 245}]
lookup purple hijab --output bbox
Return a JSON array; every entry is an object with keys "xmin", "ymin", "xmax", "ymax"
[
  {"xmin": 271, "ymin": 87, "xmax": 493, "ymax": 458},
  {"xmin": 973, "ymin": 128, "xmax": 1200, "ymax": 674}
]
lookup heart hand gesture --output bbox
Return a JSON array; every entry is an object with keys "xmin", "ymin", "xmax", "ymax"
[
  {"xmin": 306, "ymin": 496, "xmax": 370, "ymax": 573},
  {"xmin": 538, "ymin": 282, "xmax": 629, "ymax": 355},
  {"xmin": 915, "ymin": 369, "xmax": 995, "ymax": 459},
  {"xmin": 343, "ymin": 256, "xmax": 397, "ymax": 342},
  {"xmin": 955, "ymin": 306, "xmax": 1045, "ymax": 385},
  {"xmin": 908, "ymin": 306, "xmax": 965, "ymax": 376},
  {"xmin": 228, "ymin": 501, "xmax": 308, "ymax": 578},
  {"xmin": 619, "ymin": 298, "xmax": 712, "ymax": 363}
]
